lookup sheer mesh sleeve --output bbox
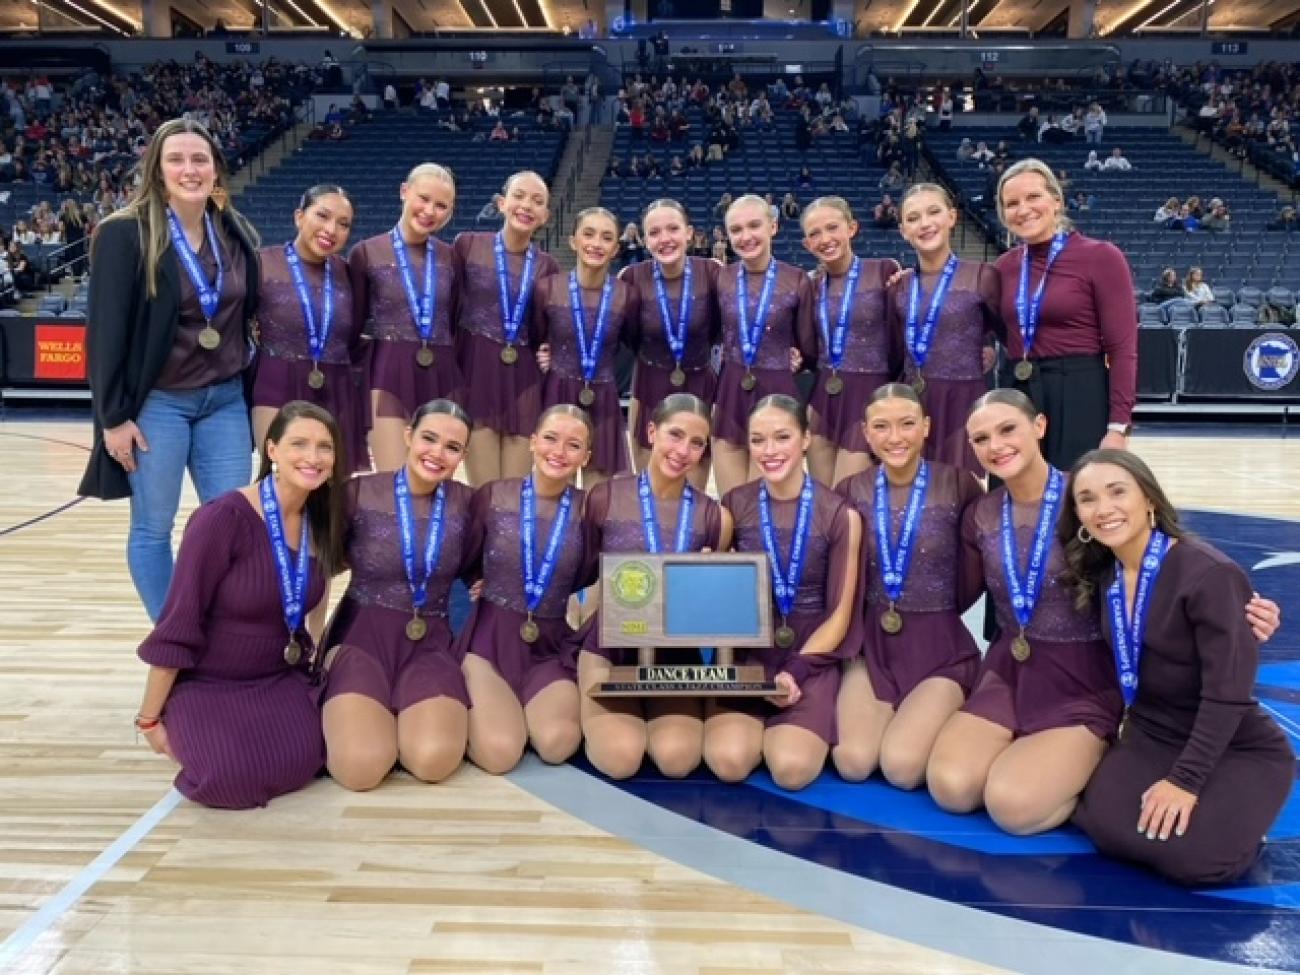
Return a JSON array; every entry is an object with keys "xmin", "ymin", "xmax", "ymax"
[
  {"xmin": 955, "ymin": 468, "xmax": 987, "ymax": 609},
  {"xmin": 793, "ymin": 269, "xmax": 818, "ymax": 369},
  {"xmin": 977, "ymin": 262, "xmax": 1006, "ymax": 346},
  {"xmin": 347, "ymin": 238, "xmax": 372, "ymax": 336}
]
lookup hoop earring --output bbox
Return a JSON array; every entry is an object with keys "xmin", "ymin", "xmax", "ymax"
[{"xmin": 1076, "ymin": 525, "xmax": 1093, "ymax": 544}]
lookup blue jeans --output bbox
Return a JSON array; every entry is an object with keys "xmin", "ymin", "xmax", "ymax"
[
  {"xmin": 127, "ymin": 377, "xmax": 251, "ymax": 621},
  {"xmin": 1086, "ymin": 128, "xmax": 1103, "ymax": 144}
]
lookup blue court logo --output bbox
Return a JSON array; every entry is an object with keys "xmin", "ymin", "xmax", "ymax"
[{"xmin": 1244, "ymin": 332, "xmax": 1300, "ymax": 391}]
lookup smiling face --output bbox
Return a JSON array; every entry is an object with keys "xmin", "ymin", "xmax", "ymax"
[
  {"xmin": 1070, "ymin": 462, "xmax": 1152, "ymax": 554},
  {"xmin": 399, "ymin": 175, "xmax": 454, "ymax": 240},
  {"xmin": 267, "ymin": 417, "xmax": 335, "ymax": 494},
  {"xmin": 404, "ymin": 412, "xmax": 469, "ymax": 490},
  {"xmin": 747, "ymin": 406, "xmax": 810, "ymax": 487},
  {"xmin": 569, "ymin": 212, "xmax": 619, "ymax": 272},
  {"xmin": 530, "ymin": 414, "xmax": 591, "ymax": 482},
  {"xmin": 498, "ymin": 172, "xmax": 550, "ymax": 238},
  {"xmin": 1000, "ymin": 171, "xmax": 1062, "ymax": 245},
  {"xmin": 966, "ymin": 402, "xmax": 1046, "ymax": 481},
  {"xmin": 864, "ymin": 396, "xmax": 930, "ymax": 472},
  {"xmin": 643, "ymin": 205, "xmax": 692, "ymax": 265},
  {"xmin": 900, "ymin": 190, "xmax": 957, "ymax": 258},
  {"xmin": 801, "ymin": 204, "xmax": 857, "ymax": 268},
  {"xmin": 159, "ymin": 132, "xmax": 216, "ymax": 209},
  {"xmin": 294, "ymin": 192, "xmax": 354, "ymax": 261},
  {"xmin": 646, "ymin": 410, "xmax": 710, "ymax": 482},
  {"xmin": 726, "ymin": 199, "xmax": 776, "ymax": 264}
]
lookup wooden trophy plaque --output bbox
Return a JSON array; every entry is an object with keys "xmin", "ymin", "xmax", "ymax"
[{"xmin": 590, "ymin": 552, "xmax": 779, "ymax": 698}]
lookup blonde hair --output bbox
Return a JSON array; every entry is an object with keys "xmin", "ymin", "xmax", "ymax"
[
  {"xmin": 94, "ymin": 117, "xmax": 258, "ymax": 299},
  {"xmin": 901, "ymin": 182, "xmax": 955, "ymax": 211},
  {"xmin": 404, "ymin": 162, "xmax": 456, "ymax": 192},
  {"xmin": 799, "ymin": 195, "xmax": 855, "ymax": 232},
  {"xmin": 996, "ymin": 158, "xmax": 1073, "ymax": 236},
  {"xmin": 725, "ymin": 193, "xmax": 777, "ymax": 225}
]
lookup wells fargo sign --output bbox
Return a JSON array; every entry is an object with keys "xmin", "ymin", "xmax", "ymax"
[{"xmin": 34, "ymin": 324, "xmax": 86, "ymax": 380}]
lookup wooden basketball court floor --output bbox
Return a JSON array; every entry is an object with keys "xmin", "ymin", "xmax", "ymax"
[{"xmin": 2, "ymin": 418, "xmax": 1298, "ymax": 975}]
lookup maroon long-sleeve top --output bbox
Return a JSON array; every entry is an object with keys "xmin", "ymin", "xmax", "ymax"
[{"xmin": 994, "ymin": 232, "xmax": 1137, "ymax": 425}]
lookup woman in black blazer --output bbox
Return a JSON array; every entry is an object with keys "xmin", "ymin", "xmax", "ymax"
[{"xmin": 78, "ymin": 118, "xmax": 262, "ymax": 621}]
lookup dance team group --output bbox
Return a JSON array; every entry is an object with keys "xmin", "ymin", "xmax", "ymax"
[{"xmin": 77, "ymin": 117, "xmax": 1292, "ymax": 887}]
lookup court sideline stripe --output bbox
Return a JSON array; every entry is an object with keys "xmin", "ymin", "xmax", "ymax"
[
  {"xmin": 0, "ymin": 497, "xmax": 87, "ymax": 538},
  {"xmin": 1262, "ymin": 702, "xmax": 1300, "ymax": 744},
  {"xmin": 0, "ymin": 788, "xmax": 183, "ymax": 969}
]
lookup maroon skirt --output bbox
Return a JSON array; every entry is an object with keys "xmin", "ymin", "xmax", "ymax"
[
  {"xmin": 322, "ymin": 597, "xmax": 469, "ymax": 712},
  {"xmin": 371, "ymin": 337, "xmax": 464, "ymax": 420},
  {"xmin": 712, "ymin": 362, "xmax": 801, "ymax": 447},
  {"xmin": 630, "ymin": 360, "xmax": 718, "ymax": 450},
  {"xmin": 252, "ymin": 353, "xmax": 370, "ymax": 475},
  {"xmin": 961, "ymin": 634, "xmax": 1123, "ymax": 742},
  {"xmin": 541, "ymin": 373, "xmax": 629, "ymax": 475},
  {"xmin": 919, "ymin": 377, "xmax": 985, "ymax": 477},
  {"xmin": 806, "ymin": 366, "xmax": 891, "ymax": 455},
  {"xmin": 861, "ymin": 603, "xmax": 980, "ymax": 707},
  {"xmin": 454, "ymin": 598, "xmax": 576, "ymax": 704},
  {"xmin": 455, "ymin": 331, "xmax": 543, "ymax": 437}
]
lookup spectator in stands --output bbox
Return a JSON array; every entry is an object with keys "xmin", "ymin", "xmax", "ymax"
[
  {"xmin": 970, "ymin": 140, "xmax": 994, "ymax": 166},
  {"xmin": 873, "ymin": 194, "xmax": 899, "ymax": 229},
  {"xmin": 780, "ymin": 193, "xmax": 801, "ymax": 221},
  {"xmin": 878, "ymin": 162, "xmax": 906, "ymax": 193},
  {"xmin": 58, "ymin": 198, "xmax": 86, "ymax": 275},
  {"xmin": 1084, "ymin": 150, "xmax": 1103, "ymax": 172},
  {"xmin": 957, "ymin": 137, "xmax": 975, "ymax": 161},
  {"xmin": 690, "ymin": 228, "xmax": 710, "ymax": 257},
  {"xmin": 713, "ymin": 192, "xmax": 733, "ymax": 221},
  {"xmin": 710, "ymin": 226, "xmax": 729, "ymax": 264},
  {"xmin": 1150, "ymin": 268, "xmax": 1184, "ymax": 303},
  {"xmin": 1040, "ymin": 115, "xmax": 1071, "ymax": 145},
  {"xmin": 1017, "ymin": 106, "xmax": 1041, "ymax": 142},
  {"xmin": 667, "ymin": 154, "xmax": 685, "ymax": 177},
  {"xmin": 629, "ymin": 101, "xmax": 647, "ymax": 139},
  {"xmin": 1152, "ymin": 197, "xmax": 1180, "ymax": 223},
  {"xmin": 1266, "ymin": 205, "xmax": 1298, "ymax": 231},
  {"xmin": 1102, "ymin": 147, "xmax": 1133, "ymax": 171},
  {"xmin": 1184, "ymin": 266, "xmax": 1215, "ymax": 305},
  {"xmin": 1179, "ymin": 204, "xmax": 1201, "ymax": 232},
  {"xmin": 475, "ymin": 196, "xmax": 501, "ymax": 224},
  {"xmin": 5, "ymin": 239, "xmax": 32, "ymax": 295},
  {"xmin": 620, "ymin": 222, "xmax": 646, "ymax": 267},
  {"xmin": 383, "ymin": 83, "xmax": 398, "ymax": 110},
  {"xmin": 938, "ymin": 86, "xmax": 955, "ymax": 130},
  {"xmin": 1202, "ymin": 203, "xmax": 1231, "ymax": 233},
  {"xmin": 830, "ymin": 113, "xmax": 849, "ymax": 133},
  {"xmin": 12, "ymin": 220, "xmax": 35, "ymax": 245},
  {"xmin": 796, "ymin": 165, "xmax": 815, "ymax": 189},
  {"xmin": 490, "ymin": 120, "xmax": 510, "ymax": 141},
  {"xmin": 1185, "ymin": 196, "xmax": 1205, "ymax": 219},
  {"xmin": 1083, "ymin": 102, "xmax": 1107, "ymax": 144},
  {"xmin": 901, "ymin": 118, "xmax": 922, "ymax": 176},
  {"xmin": 815, "ymin": 83, "xmax": 834, "ymax": 112},
  {"xmin": 794, "ymin": 108, "xmax": 812, "ymax": 152},
  {"xmin": 687, "ymin": 143, "xmax": 705, "ymax": 168},
  {"xmin": 643, "ymin": 153, "xmax": 662, "ymax": 179},
  {"xmin": 627, "ymin": 156, "xmax": 642, "ymax": 179},
  {"xmin": 1070, "ymin": 191, "xmax": 1094, "ymax": 211}
]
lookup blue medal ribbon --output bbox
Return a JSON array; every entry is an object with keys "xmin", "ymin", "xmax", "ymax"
[
  {"xmin": 737, "ymin": 260, "xmax": 779, "ymax": 372},
  {"xmin": 394, "ymin": 467, "xmax": 447, "ymax": 613},
  {"xmin": 284, "ymin": 242, "xmax": 335, "ymax": 363},
  {"xmin": 495, "ymin": 233, "xmax": 539, "ymax": 346},
  {"xmin": 638, "ymin": 472, "xmax": 696, "ymax": 554},
  {"xmin": 520, "ymin": 475, "xmax": 574, "ymax": 615},
  {"xmin": 905, "ymin": 254, "xmax": 959, "ymax": 374},
  {"xmin": 259, "ymin": 476, "xmax": 310, "ymax": 641},
  {"xmin": 390, "ymin": 225, "xmax": 436, "ymax": 343},
  {"xmin": 166, "ymin": 209, "xmax": 224, "ymax": 321},
  {"xmin": 1000, "ymin": 466, "xmax": 1066, "ymax": 635},
  {"xmin": 818, "ymin": 256, "xmax": 860, "ymax": 372},
  {"xmin": 1015, "ymin": 232, "xmax": 1068, "ymax": 359},
  {"xmin": 568, "ymin": 271, "xmax": 616, "ymax": 385},
  {"xmin": 875, "ymin": 460, "xmax": 930, "ymax": 606},
  {"xmin": 758, "ymin": 475, "xmax": 814, "ymax": 620},
  {"xmin": 1106, "ymin": 530, "xmax": 1170, "ymax": 706},
  {"xmin": 653, "ymin": 259, "xmax": 693, "ymax": 369}
]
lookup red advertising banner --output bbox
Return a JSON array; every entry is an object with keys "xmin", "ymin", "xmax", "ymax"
[{"xmin": 33, "ymin": 323, "xmax": 87, "ymax": 381}]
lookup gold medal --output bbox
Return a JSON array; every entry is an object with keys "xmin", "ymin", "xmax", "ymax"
[
  {"xmin": 670, "ymin": 366, "xmax": 686, "ymax": 387},
  {"xmin": 774, "ymin": 623, "xmax": 796, "ymax": 649},
  {"xmin": 825, "ymin": 372, "xmax": 844, "ymax": 396},
  {"xmin": 912, "ymin": 375, "xmax": 927, "ymax": 395},
  {"xmin": 501, "ymin": 344, "xmax": 519, "ymax": 365},
  {"xmin": 741, "ymin": 371, "xmax": 757, "ymax": 391},
  {"xmin": 405, "ymin": 615, "xmax": 428, "ymax": 641},
  {"xmin": 1014, "ymin": 359, "xmax": 1034, "ymax": 382},
  {"xmin": 415, "ymin": 344, "xmax": 435, "ymax": 368},
  {"xmin": 283, "ymin": 638, "xmax": 302, "ymax": 667},
  {"xmin": 880, "ymin": 606, "xmax": 903, "ymax": 635},
  {"xmin": 307, "ymin": 366, "xmax": 325, "ymax": 390},
  {"xmin": 198, "ymin": 324, "xmax": 221, "ymax": 351},
  {"xmin": 578, "ymin": 384, "xmax": 596, "ymax": 407},
  {"xmin": 1011, "ymin": 632, "xmax": 1032, "ymax": 663},
  {"xmin": 520, "ymin": 615, "xmax": 540, "ymax": 644}
]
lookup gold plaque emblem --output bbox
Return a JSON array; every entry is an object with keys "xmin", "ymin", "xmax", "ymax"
[{"xmin": 610, "ymin": 560, "xmax": 657, "ymax": 609}]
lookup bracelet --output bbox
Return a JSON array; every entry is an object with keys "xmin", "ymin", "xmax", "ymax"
[{"xmin": 134, "ymin": 713, "xmax": 162, "ymax": 731}]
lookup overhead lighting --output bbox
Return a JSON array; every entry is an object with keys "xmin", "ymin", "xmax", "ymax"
[{"xmin": 893, "ymin": 0, "xmax": 923, "ymax": 32}]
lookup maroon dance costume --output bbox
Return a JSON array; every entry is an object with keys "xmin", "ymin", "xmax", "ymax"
[
  {"xmin": 620, "ymin": 257, "xmax": 721, "ymax": 449},
  {"xmin": 836, "ymin": 462, "xmax": 984, "ymax": 705},
  {"xmin": 721, "ymin": 479, "xmax": 860, "ymax": 744},
  {"xmin": 138, "ymin": 493, "xmax": 326, "ymax": 809},
  {"xmin": 254, "ymin": 246, "xmax": 368, "ymax": 473},
  {"xmin": 534, "ymin": 273, "xmax": 638, "ymax": 474},
  {"xmin": 961, "ymin": 486, "xmax": 1124, "ymax": 740},
  {"xmin": 452, "ymin": 231, "xmax": 560, "ymax": 436},
  {"xmin": 887, "ymin": 261, "xmax": 1002, "ymax": 475},
  {"xmin": 712, "ymin": 260, "xmax": 817, "ymax": 446},
  {"xmin": 576, "ymin": 474, "xmax": 724, "ymax": 665},
  {"xmin": 807, "ymin": 258, "xmax": 900, "ymax": 456},
  {"xmin": 323, "ymin": 475, "xmax": 477, "ymax": 712},
  {"xmin": 1073, "ymin": 538, "xmax": 1293, "ymax": 885},
  {"xmin": 453, "ymin": 478, "xmax": 592, "ymax": 703},
  {"xmin": 993, "ymin": 232, "xmax": 1137, "ymax": 469}
]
